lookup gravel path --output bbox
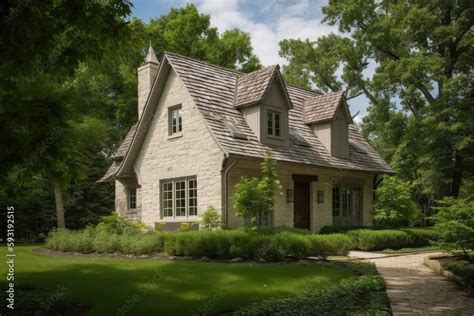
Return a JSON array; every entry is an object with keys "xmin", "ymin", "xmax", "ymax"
[{"xmin": 349, "ymin": 251, "xmax": 474, "ymax": 315}]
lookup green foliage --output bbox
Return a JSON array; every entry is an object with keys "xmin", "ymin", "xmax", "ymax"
[
  {"xmin": 200, "ymin": 206, "xmax": 222, "ymax": 231},
  {"xmin": 374, "ymin": 176, "xmax": 420, "ymax": 227},
  {"xmin": 434, "ymin": 198, "xmax": 474, "ymax": 261},
  {"xmin": 235, "ymin": 275, "xmax": 390, "ymax": 315},
  {"xmin": 348, "ymin": 228, "xmax": 438, "ymax": 251},
  {"xmin": 319, "ymin": 225, "xmax": 366, "ymax": 234},
  {"xmin": 441, "ymin": 258, "xmax": 474, "ymax": 289},
  {"xmin": 308, "ymin": 234, "xmax": 353, "ymax": 259},
  {"xmin": 233, "ymin": 151, "xmax": 282, "ymax": 228}
]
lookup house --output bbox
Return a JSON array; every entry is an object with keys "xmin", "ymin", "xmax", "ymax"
[{"xmin": 99, "ymin": 46, "xmax": 395, "ymax": 232}]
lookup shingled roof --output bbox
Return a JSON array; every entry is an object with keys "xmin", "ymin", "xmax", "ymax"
[
  {"xmin": 101, "ymin": 52, "xmax": 394, "ymax": 183},
  {"xmin": 303, "ymin": 91, "xmax": 348, "ymax": 125}
]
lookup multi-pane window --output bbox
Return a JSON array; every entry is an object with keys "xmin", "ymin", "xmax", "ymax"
[
  {"xmin": 332, "ymin": 185, "xmax": 361, "ymax": 218},
  {"xmin": 267, "ymin": 111, "xmax": 281, "ymax": 137},
  {"xmin": 175, "ymin": 180, "xmax": 186, "ymax": 217},
  {"xmin": 188, "ymin": 179, "xmax": 197, "ymax": 216},
  {"xmin": 128, "ymin": 189, "xmax": 137, "ymax": 210},
  {"xmin": 169, "ymin": 106, "xmax": 182, "ymax": 135},
  {"xmin": 162, "ymin": 178, "xmax": 197, "ymax": 218},
  {"xmin": 163, "ymin": 182, "xmax": 173, "ymax": 217}
]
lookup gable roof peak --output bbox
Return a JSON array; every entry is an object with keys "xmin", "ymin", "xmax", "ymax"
[
  {"xmin": 303, "ymin": 90, "xmax": 351, "ymax": 125},
  {"xmin": 144, "ymin": 43, "xmax": 159, "ymax": 64}
]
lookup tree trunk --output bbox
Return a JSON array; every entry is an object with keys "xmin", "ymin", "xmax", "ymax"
[
  {"xmin": 53, "ymin": 182, "xmax": 66, "ymax": 229},
  {"xmin": 450, "ymin": 152, "xmax": 463, "ymax": 197}
]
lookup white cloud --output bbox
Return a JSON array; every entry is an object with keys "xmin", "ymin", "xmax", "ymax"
[{"xmin": 194, "ymin": 0, "xmax": 338, "ymax": 66}]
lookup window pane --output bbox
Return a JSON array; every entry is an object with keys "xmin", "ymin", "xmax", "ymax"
[
  {"xmin": 188, "ymin": 179, "xmax": 197, "ymax": 216},
  {"xmin": 163, "ymin": 182, "xmax": 173, "ymax": 217},
  {"xmin": 178, "ymin": 108, "xmax": 182, "ymax": 132},
  {"xmin": 342, "ymin": 187, "xmax": 349, "ymax": 216},
  {"xmin": 129, "ymin": 189, "xmax": 136, "ymax": 209},
  {"xmin": 175, "ymin": 180, "xmax": 186, "ymax": 217},
  {"xmin": 267, "ymin": 112, "xmax": 273, "ymax": 135},
  {"xmin": 332, "ymin": 186, "xmax": 340, "ymax": 216},
  {"xmin": 275, "ymin": 113, "xmax": 280, "ymax": 136}
]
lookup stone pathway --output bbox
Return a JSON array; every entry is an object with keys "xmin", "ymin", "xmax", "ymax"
[{"xmin": 349, "ymin": 251, "xmax": 474, "ymax": 315}]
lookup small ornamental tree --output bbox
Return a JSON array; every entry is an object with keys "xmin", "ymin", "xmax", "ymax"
[
  {"xmin": 200, "ymin": 206, "xmax": 222, "ymax": 231},
  {"xmin": 374, "ymin": 176, "xmax": 420, "ymax": 227},
  {"xmin": 434, "ymin": 198, "xmax": 474, "ymax": 262},
  {"xmin": 233, "ymin": 150, "xmax": 281, "ymax": 228}
]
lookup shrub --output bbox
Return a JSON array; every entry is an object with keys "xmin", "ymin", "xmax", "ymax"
[
  {"xmin": 348, "ymin": 228, "xmax": 437, "ymax": 251},
  {"xmin": 308, "ymin": 234, "xmax": 353, "ymax": 259},
  {"xmin": 441, "ymin": 259, "xmax": 474, "ymax": 289},
  {"xmin": 235, "ymin": 275, "xmax": 390, "ymax": 315},
  {"xmin": 374, "ymin": 176, "xmax": 420, "ymax": 227},
  {"xmin": 319, "ymin": 225, "xmax": 366, "ymax": 234},
  {"xmin": 200, "ymin": 206, "xmax": 222, "ymax": 231},
  {"xmin": 95, "ymin": 213, "xmax": 143, "ymax": 235},
  {"xmin": 434, "ymin": 198, "xmax": 474, "ymax": 262}
]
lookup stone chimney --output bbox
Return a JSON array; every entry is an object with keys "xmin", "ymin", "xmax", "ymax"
[{"xmin": 137, "ymin": 44, "xmax": 159, "ymax": 118}]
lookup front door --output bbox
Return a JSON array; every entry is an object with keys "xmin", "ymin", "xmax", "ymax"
[{"xmin": 294, "ymin": 181, "xmax": 310, "ymax": 230}]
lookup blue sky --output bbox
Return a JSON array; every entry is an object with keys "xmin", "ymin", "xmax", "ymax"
[{"xmin": 131, "ymin": 0, "xmax": 370, "ymax": 122}]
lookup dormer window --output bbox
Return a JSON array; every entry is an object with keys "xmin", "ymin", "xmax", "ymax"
[
  {"xmin": 267, "ymin": 111, "xmax": 281, "ymax": 137},
  {"xmin": 169, "ymin": 105, "xmax": 182, "ymax": 136}
]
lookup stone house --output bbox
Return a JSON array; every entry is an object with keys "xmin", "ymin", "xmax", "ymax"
[{"xmin": 99, "ymin": 46, "xmax": 395, "ymax": 232}]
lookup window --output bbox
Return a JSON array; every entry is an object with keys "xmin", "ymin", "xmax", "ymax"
[
  {"xmin": 267, "ymin": 111, "xmax": 281, "ymax": 137},
  {"xmin": 128, "ymin": 189, "xmax": 137, "ymax": 210},
  {"xmin": 162, "ymin": 178, "xmax": 197, "ymax": 218},
  {"xmin": 188, "ymin": 179, "xmax": 197, "ymax": 216},
  {"xmin": 163, "ymin": 182, "xmax": 173, "ymax": 217},
  {"xmin": 332, "ymin": 185, "xmax": 361, "ymax": 218},
  {"xmin": 169, "ymin": 106, "xmax": 182, "ymax": 135}
]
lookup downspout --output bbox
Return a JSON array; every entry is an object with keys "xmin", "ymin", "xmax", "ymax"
[{"xmin": 222, "ymin": 156, "xmax": 239, "ymax": 228}]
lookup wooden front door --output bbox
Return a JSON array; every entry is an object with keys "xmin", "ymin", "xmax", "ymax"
[{"xmin": 294, "ymin": 181, "xmax": 310, "ymax": 230}]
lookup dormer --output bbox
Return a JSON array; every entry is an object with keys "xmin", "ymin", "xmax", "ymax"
[
  {"xmin": 303, "ymin": 91, "xmax": 352, "ymax": 158},
  {"xmin": 235, "ymin": 65, "xmax": 293, "ymax": 146}
]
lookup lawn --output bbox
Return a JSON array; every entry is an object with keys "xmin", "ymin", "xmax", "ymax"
[{"xmin": 3, "ymin": 245, "xmax": 354, "ymax": 315}]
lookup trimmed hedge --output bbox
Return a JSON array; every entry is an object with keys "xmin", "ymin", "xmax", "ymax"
[
  {"xmin": 46, "ymin": 228, "xmax": 351, "ymax": 261},
  {"xmin": 348, "ymin": 228, "xmax": 438, "ymax": 251},
  {"xmin": 235, "ymin": 275, "xmax": 390, "ymax": 315}
]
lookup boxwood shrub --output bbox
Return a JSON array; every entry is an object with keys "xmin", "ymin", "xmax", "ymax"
[{"xmin": 348, "ymin": 228, "xmax": 438, "ymax": 251}]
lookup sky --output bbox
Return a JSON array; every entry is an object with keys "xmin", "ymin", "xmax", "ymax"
[{"xmin": 131, "ymin": 0, "xmax": 370, "ymax": 123}]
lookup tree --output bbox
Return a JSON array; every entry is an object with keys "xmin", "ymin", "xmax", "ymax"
[
  {"xmin": 233, "ymin": 151, "xmax": 281, "ymax": 228},
  {"xmin": 434, "ymin": 198, "xmax": 474, "ymax": 262},
  {"xmin": 374, "ymin": 176, "xmax": 420, "ymax": 227},
  {"xmin": 200, "ymin": 206, "xmax": 222, "ymax": 231},
  {"xmin": 279, "ymin": 0, "xmax": 474, "ymax": 220}
]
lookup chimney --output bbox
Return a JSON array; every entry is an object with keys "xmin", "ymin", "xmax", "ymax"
[{"xmin": 137, "ymin": 44, "xmax": 159, "ymax": 118}]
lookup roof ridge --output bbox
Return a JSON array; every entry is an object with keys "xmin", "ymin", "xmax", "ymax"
[{"xmin": 238, "ymin": 64, "xmax": 278, "ymax": 77}]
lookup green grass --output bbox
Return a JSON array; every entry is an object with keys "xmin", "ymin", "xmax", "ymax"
[
  {"xmin": 382, "ymin": 245, "xmax": 439, "ymax": 254},
  {"xmin": 2, "ymin": 245, "xmax": 354, "ymax": 315}
]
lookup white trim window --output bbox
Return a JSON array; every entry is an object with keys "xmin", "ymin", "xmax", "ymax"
[
  {"xmin": 169, "ymin": 105, "xmax": 182, "ymax": 135},
  {"xmin": 162, "ymin": 178, "xmax": 197, "ymax": 218},
  {"xmin": 128, "ymin": 188, "xmax": 137, "ymax": 210},
  {"xmin": 267, "ymin": 110, "xmax": 281, "ymax": 137}
]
